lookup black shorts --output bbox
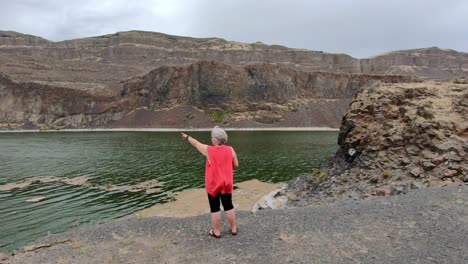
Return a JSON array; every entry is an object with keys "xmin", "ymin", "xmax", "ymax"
[{"xmin": 207, "ymin": 193, "xmax": 234, "ymax": 213}]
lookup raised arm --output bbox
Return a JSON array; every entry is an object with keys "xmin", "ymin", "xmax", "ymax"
[{"xmin": 181, "ymin": 133, "xmax": 208, "ymax": 157}]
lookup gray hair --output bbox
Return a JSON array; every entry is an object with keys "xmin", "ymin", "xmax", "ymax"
[{"xmin": 211, "ymin": 126, "xmax": 228, "ymax": 144}]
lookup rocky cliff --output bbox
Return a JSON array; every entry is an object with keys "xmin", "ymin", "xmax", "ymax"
[
  {"xmin": 279, "ymin": 80, "xmax": 468, "ymax": 206},
  {"xmin": 0, "ymin": 30, "xmax": 359, "ymax": 94},
  {"xmin": 361, "ymin": 47, "xmax": 468, "ymax": 78},
  {"xmin": 1, "ymin": 30, "xmax": 467, "ymax": 129},
  {"xmin": 0, "ymin": 74, "xmax": 124, "ymax": 129},
  {"xmin": 0, "ymin": 61, "xmax": 416, "ymax": 129},
  {"xmin": 1, "ymin": 31, "xmax": 467, "ymax": 86}
]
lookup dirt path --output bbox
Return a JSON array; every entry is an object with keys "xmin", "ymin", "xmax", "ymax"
[{"xmin": 4, "ymin": 186, "xmax": 467, "ymax": 264}]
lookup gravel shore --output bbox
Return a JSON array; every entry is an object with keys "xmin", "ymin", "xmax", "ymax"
[{"xmin": 4, "ymin": 186, "xmax": 467, "ymax": 264}]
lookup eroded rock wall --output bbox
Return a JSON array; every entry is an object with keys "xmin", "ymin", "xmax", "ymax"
[
  {"xmin": 280, "ymin": 80, "xmax": 467, "ymax": 206},
  {"xmin": 0, "ymin": 74, "xmax": 124, "ymax": 129},
  {"xmin": 361, "ymin": 47, "xmax": 468, "ymax": 77},
  {"xmin": 0, "ymin": 61, "xmax": 416, "ymax": 129},
  {"xmin": 1, "ymin": 31, "xmax": 467, "ymax": 129},
  {"xmin": 1, "ymin": 31, "xmax": 467, "ymax": 91},
  {"xmin": 119, "ymin": 61, "xmax": 415, "ymax": 128},
  {"xmin": 123, "ymin": 61, "xmax": 415, "ymax": 108}
]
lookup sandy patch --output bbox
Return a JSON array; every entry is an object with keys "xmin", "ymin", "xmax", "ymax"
[{"xmin": 136, "ymin": 179, "xmax": 285, "ymax": 218}]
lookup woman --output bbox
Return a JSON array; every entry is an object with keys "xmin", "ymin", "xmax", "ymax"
[{"xmin": 181, "ymin": 126, "xmax": 239, "ymax": 238}]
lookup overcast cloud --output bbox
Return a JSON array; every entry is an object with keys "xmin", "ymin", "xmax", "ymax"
[{"xmin": 0, "ymin": 0, "xmax": 467, "ymax": 58}]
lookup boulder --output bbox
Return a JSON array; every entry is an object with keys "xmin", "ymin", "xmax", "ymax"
[
  {"xmin": 431, "ymin": 155, "xmax": 445, "ymax": 166},
  {"xmin": 286, "ymin": 193, "xmax": 300, "ymax": 201},
  {"xmin": 410, "ymin": 167, "xmax": 424, "ymax": 177},
  {"xmin": 429, "ymin": 179, "xmax": 464, "ymax": 188},
  {"xmin": 422, "ymin": 162, "xmax": 436, "ymax": 171},
  {"xmin": 374, "ymin": 188, "xmax": 392, "ymax": 196},
  {"xmin": 445, "ymin": 152, "xmax": 463, "ymax": 162},
  {"xmin": 405, "ymin": 145, "xmax": 420, "ymax": 155},
  {"xmin": 441, "ymin": 169, "xmax": 459, "ymax": 178}
]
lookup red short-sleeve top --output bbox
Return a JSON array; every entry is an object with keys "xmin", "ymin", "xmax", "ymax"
[{"xmin": 205, "ymin": 145, "xmax": 234, "ymax": 196}]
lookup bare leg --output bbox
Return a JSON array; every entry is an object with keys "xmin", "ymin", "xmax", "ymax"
[
  {"xmin": 225, "ymin": 209, "xmax": 237, "ymax": 233},
  {"xmin": 211, "ymin": 211, "xmax": 222, "ymax": 236}
]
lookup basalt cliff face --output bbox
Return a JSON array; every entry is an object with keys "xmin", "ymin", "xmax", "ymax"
[
  {"xmin": 0, "ymin": 30, "xmax": 467, "ymax": 129},
  {"xmin": 115, "ymin": 61, "xmax": 415, "ymax": 128},
  {"xmin": 0, "ymin": 61, "xmax": 415, "ymax": 129},
  {"xmin": 279, "ymin": 80, "xmax": 468, "ymax": 206},
  {"xmin": 360, "ymin": 48, "xmax": 468, "ymax": 78},
  {"xmin": 0, "ymin": 74, "xmax": 124, "ymax": 129}
]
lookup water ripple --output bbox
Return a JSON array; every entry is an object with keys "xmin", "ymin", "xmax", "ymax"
[{"xmin": 0, "ymin": 131, "xmax": 338, "ymax": 251}]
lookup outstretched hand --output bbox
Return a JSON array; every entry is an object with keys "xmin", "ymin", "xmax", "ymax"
[{"xmin": 181, "ymin": 133, "xmax": 207, "ymax": 156}]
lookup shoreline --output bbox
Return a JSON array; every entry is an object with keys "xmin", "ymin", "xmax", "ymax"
[
  {"xmin": 135, "ymin": 179, "xmax": 285, "ymax": 218},
  {"xmin": 0, "ymin": 127, "xmax": 339, "ymax": 133},
  {"xmin": 6, "ymin": 186, "xmax": 467, "ymax": 263}
]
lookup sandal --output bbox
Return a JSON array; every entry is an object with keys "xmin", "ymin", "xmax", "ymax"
[
  {"xmin": 209, "ymin": 229, "xmax": 221, "ymax": 238},
  {"xmin": 231, "ymin": 229, "xmax": 238, "ymax": 236}
]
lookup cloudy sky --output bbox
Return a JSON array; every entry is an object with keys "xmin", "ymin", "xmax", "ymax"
[{"xmin": 1, "ymin": 0, "xmax": 467, "ymax": 58}]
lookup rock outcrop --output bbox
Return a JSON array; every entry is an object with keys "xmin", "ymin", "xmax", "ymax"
[
  {"xmin": 361, "ymin": 47, "xmax": 468, "ymax": 78},
  {"xmin": 1, "ymin": 31, "xmax": 467, "ymax": 85},
  {"xmin": 280, "ymin": 80, "xmax": 467, "ymax": 206},
  {"xmin": 0, "ymin": 30, "xmax": 359, "ymax": 95},
  {"xmin": 117, "ymin": 61, "xmax": 416, "ymax": 127},
  {"xmin": 0, "ymin": 74, "xmax": 125, "ymax": 129}
]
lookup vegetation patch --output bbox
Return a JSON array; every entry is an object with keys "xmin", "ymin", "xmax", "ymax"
[
  {"xmin": 135, "ymin": 213, "xmax": 145, "ymax": 220},
  {"xmin": 185, "ymin": 112, "xmax": 195, "ymax": 120},
  {"xmin": 307, "ymin": 168, "xmax": 328, "ymax": 183},
  {"xmin": 382, "ymin": 170, "xmax": 392, "ymax": 178},
  {"xmin": 209, "ymin": 111, "xmax": 226, "ymax": 122},
  {"xmin": 78, "ymin": 245, "xmax": 91, "ymax": 254},
  {"xmin": 369, "ymin": 176, "xmax": 380, "ymax": 184}
]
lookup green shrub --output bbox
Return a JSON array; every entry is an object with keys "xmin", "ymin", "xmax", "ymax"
[
  {"xmin": 318, "ymin": 171, "xmax": 327, "ymax": 181},
  {"xmin": 370, "ymin": 176, "xmax": 379, "ymax": 184},
  {"xmin": 186, "ymin": 112, "xmax": 194, "ymax": 120},
  {"xmin": 210, "ymin": 111, "xmax": 225, "ymax": 122},
  {"xmin": 78, "ymin": 246, "xmax": 91, "ymax": 254},
  {"xmin": 382, "ymin": 170, "xmax": 391, "ymax": 178},
  {"xmin": 307, "ymin": 169, "xmax": 327, "ymax": 183},
  {"xmin": 311, "ymin": 168, "xmax": 321, "ymax": 174}
]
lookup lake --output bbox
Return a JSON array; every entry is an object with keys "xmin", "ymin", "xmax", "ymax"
[{"xmin": 0, "ymin": 131, "xmax": 338, "ymax": 251}]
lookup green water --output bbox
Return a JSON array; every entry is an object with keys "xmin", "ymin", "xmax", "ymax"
[{"xmin": 0, "ymin": 131, "xmax": 338, "ymax": 251}]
